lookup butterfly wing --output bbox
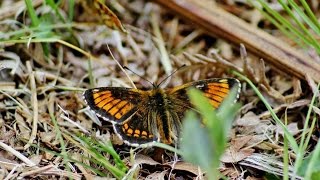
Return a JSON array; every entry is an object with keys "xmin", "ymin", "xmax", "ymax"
[
  {"xmin": 166, "ymin": 78, "xmax": 241, "ymax": 113},
  {"xmin": 83, "ymin": 87, "xmax": 144, "ymax": 124},
  {"xmin": 84, "ymin": 87, "xmax": 158, "ymax": 145},
  {"xmin": 113, "ymin": 109, "xmax": 160, "ymax": 146}
]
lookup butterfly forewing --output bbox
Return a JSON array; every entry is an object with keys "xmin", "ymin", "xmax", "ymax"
[
  {"xmin": 167, "ymin": 78, "xmax": 240, "ymax": 109},
  {"xmin": 84, "ymin": 87, "xmax": 143, "ymax": 124}
]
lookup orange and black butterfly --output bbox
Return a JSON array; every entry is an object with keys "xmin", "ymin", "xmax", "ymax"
[{"xmin": 84, "ymin": 78, "xmax": 241, "ymax": 146}]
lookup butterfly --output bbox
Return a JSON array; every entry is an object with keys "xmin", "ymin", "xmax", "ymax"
[{"xmin": 83, "ymin": 78, "xmax": 241, "ymax": 146}]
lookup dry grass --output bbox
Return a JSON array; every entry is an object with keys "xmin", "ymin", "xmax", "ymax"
[{"xmin": 0, "ymin": 0, "xmax": 319, "ymax": 179}]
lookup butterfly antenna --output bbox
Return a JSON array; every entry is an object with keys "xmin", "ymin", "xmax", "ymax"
[
  {"xmin": 157, "ymin": 64, "xmax": 186, "ymax": 87},
  {"xmin": 123, "ymin": 66, "xmax": 155, "ymax": 87}
]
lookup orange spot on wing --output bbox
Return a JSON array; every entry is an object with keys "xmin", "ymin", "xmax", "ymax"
[
  {"xmin": 127, "ymin": 128, "xmax": 133, "ymax": 134},
  {"xmin": 115, "ymin": 113, "xmax": 122, "ymax": 119},
  {"xmin": 107, "ymin": 99, "xmax": 121, "ymax": 114},
  {"xmin": 103, "ymin": 103, "xmax": 114, "ymax": 111},
  {"xmin": 207, "ymin": 85, "xmax": 229, "ymax": 94},
  {"xmin": 93, "ymin": 91, "xmax": 111, "ymax": 99},
  {"xmin": 215, "ymin": 91, "xmax": 228, "ymax": 98},
  {"xmin": 209, "ymin": 100, "xmax": 220, "ymax": 108},
  {"xmin": 112, "ymin": 101, "xmax": 128, "ymax": 119},
  {"xmin": 134, "ymin": 129, "xmax": 140, "ymax": 135},
  {"xmin": 109, "ymin": 107, "xmax": 119, "ymax": 116},
  {"xmin": 120, "ymin": 104, "xmax": 132, "ymax": 114},
  {"xmin": 116, "ymin": 101, "xmax": 128, "ymax": 109},
  {"xmin": 204, "ymin": 93, "xmax": 223, "ymax": 101},
  {"xmin": 209, "ymin": 82, "xmax": 229, "ymax": 89},
  {"xmin": 96, "ymin": 97, "xmax": 114, "ymax": 108},
  {"xmin": 141, "ymin": 131, "xmax": 147, "ymax": 136}
]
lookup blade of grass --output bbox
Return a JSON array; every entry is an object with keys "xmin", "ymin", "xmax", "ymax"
[
  {"xmin": 253, "ymin": 0, "xmax": 320, "ymax": 54},
  {"xmin": 25, "ymin": 0, "xmax": 40, "ymax": 26},
  {"xmin": 305, "ymin": 132, "xmax": 320, "ymax": 179},
  {"xmin": 253, "ymin": 0, "xmax": 313, "ymax": 48},
  {"xmin": 78, "ymin": 136, "xmax": 127, "ymax": 179},
  {"xmin": 283, "ymin": 108, "xmax": 290, "ymax": 180},
  {"xmin": 286, "ymin": 0, "xmax": 320, "ymax": 33},
  {"xmin": 68, "ymin": 0, "xmax": 75, "ymax": 21},
  {"xmin": 294, "ymin": 83, "xmax": 320, "ymax": 175},
  {"xmin": 62, "ymin": 131, "xmax": 127, "ymax": 178},
  {"xmin": 48, "ymin": 92, "xmax": 71, "ymax": 175},
  {"xmin": 300, "ymin": 0, "xmax": 320, "ymax": 31},
  {"xmin": 46, "ymin": 0, "xmax": 67, "ymax": 23},
  {"xmin": 0, "ymin": 38, "xmax": 92, "ymax": 59},
  {"xmin": 27, "ymin": 142, "xmax": 109, "ymax": 176},
  {"xmin": 277, "ymin": 0, "xmax": 320, "ymax": 52},
  {"xmin": 233, "ymin": 71, "xmax": 299, "ymax": 153},
  {"xmin": 97, "ymin": 141, "xmax": 128, "ymax": 172}
]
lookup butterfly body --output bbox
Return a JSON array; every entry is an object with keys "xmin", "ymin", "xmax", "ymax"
[{"xmin": 84, "ymin": 78, "xmax": 240, "ymax": 146}]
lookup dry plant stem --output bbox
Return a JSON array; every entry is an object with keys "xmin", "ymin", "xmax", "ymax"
[
  {"xmin": 151, "ymin": 12, "xmax": 173, "ymax": 75},
  {"xmin": 25, "ymin": 61, "xmax": 38, "ymax": 150},
  {"xmin": 19, "ymin": 164, "xmax": 54, "ymax": 177},
  {"xmin": 152, "ymin": 0, "xmax": 320, "ymax": 83},
  {"xmin": 0, "ymin": 141, "xmax": 36, "ymax": 166}
]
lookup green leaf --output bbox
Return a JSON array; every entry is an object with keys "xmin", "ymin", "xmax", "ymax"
[{"xmin": 180, "ymin": 111, "xmax": 214, "ymax": 171}]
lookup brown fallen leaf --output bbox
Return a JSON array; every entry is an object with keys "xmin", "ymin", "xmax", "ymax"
[
  {"xmin": 235, "ymin": 111, "xmax": 260, "ymax": 127},
  {"xmin": 134, "ymin": 154, "xmax": 160, "ymax": 166},
  {"xmin": 145, "ymin": 171, "xmax": 167, "ymax": 180},
  {"xmin": 220, "ymin": 166, "xmax": 241, "ymax": 179},
  {"xmin": 221, "ymin": 136, "xmax": 255, "ymax": 163},
  {"xmin": 276, "ymin": 123, "xmax": 299, "ymax": 136},
  {"xmin": 170, "ymin": 161, "xmax": 203, "ymax": 176}
]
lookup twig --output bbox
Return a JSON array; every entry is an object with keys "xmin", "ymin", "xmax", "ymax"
[
  {"xmin": 0, "ymin": 141, "xmax": 36, "ymax": 166},
  {"xmin": 24, "ymin": 61, "xmax": 38, "ymax": 150},
  {"xmin": 152, "ymin": 0, "xmax": 320, "ymax": 83}
]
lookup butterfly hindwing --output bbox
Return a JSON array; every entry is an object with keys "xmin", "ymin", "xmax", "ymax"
[
  {"xmin": 84, "ymin": 87, "xmax": 144, "ymax": 124},
  {"xmin": 113, "ymin": 108, "xmax": 159, "ymax": 146}
]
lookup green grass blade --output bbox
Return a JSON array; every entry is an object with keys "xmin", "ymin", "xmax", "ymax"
[
  {"xmin": 24, "ymin": 0, "xmax": 40, "ymax": 26},
  {"xmin": 300, "ymin": 0, "xmax": 320, "ymax": 31},
  {"xmin": 279, "ymin": 0, "xmax": 320, "ymax": 51},
  {"xmin": 250, "ymin": 0, "xmax": 320, "ymax": 53},
  {"xmin": 233, "ymin": 71, "xmax": 299, "ymax": 153},
  {"xmin": 294, "ymin": 83, "xmax": 320, "ymax": 175},
  {"xmin": 287, "ymin": 0, "xmax": 320, "ymax": 33},
  {"xmin": 68, "ymin": 0, "xmax": 75, "ymax": 21}
]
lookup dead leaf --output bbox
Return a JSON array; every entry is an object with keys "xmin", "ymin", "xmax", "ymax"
[
  {"xmin": 306, "ymin": 73, "xmax": 318, "ymax": 95},
  {"xmin": 145, "ymin": 171, "xmax": 167, "ymax": 180},
  {"xmin": 30, "ymin": 155, "xmax": 42, "ymax": 165},
  {"xmin": 235, "ymin": 111, "xmax": 260, "ymax": 126},
  {"xmin": 220, "ymin": 166, "xmax": 240, "ymax": 179},
  {"xmin": 170, "ymin": 161, "xmax": 203, "ymax": 176},
  {"xmin": 221, "ymin": 136, "xmax": 255, "ymax": 163},
  {"xmin": 273, "ymin": 76, "xmax": 292, "ymax": 94},
  {"xmin": 93, "ymin": 0, "xmax": 127, "ymax": 33},
  {"xmin": 221, "ymin": 148, "xmax": 255, "ymax": 163},
  {"xmin": 134, "ymin": 154, "xmax": 160, "ymax": 166},
  {"xmin": 287, "ymin": 99, "xmax": 310, "ymax": 109},
  {"xmin": 232, "ymin": 136, "xmax": 253, "ymax": 151},
  {"xmin": 313, "ymin": 106, "xmax": 320, "ymax": 116},
  {"xmin": 276, "ymin": 123, "xmax": 299, "ymax": 136}
]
